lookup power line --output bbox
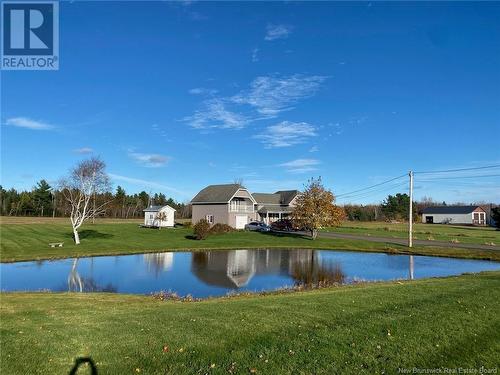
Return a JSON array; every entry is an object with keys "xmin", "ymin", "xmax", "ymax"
[
  {"xmin": 414, "ymin": 164, "xmax": 500, "ymax": 174},
  {"xmin": 417, "ymin": 174, "xmax": 500, "ymax": 182},
  {"xmin": 336, "ymin": 174, "xmax": 407, "ymax": 198},
  {"xmin": 337, "ymin": 181, "xmax": 408, "ymax": 201}
]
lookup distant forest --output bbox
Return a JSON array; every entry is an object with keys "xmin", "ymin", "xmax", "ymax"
[
  {"xmin": 0, "ymin": 180, "xmax": 191, "ymax": 219},
  {"xmin": 0, "ymin": 180, "xmax": 495, "ymax": 222}
]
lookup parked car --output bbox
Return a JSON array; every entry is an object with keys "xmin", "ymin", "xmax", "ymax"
[
  {"xmin": 270, "ymin": 219, "xmax": 295, "ymax": 232},
  {"xmin": 244, "ymin": 221, "xmax": 271, "ymax": 232}
]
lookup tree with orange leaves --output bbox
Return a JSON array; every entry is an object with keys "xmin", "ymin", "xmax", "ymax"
[{"xmin": 292, "ymin": 177, "xmax": 345, "ymax": 240}]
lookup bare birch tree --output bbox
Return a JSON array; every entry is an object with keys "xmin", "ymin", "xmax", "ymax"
[{"xmin": 60, "ymin": 158, "xmax": 111, "ymax": 244}]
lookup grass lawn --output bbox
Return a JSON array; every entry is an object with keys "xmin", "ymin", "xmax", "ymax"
[
  {"xmin": 1, "ymin": 271, "xmax": 499, "ymax": 374},
  {"xmin": 328, "ymin": 221, "xmax": 500, "ymax": 246},
  {"xmin": 1, "ymin": 218, "xmax": 500, "ymax": 262}
]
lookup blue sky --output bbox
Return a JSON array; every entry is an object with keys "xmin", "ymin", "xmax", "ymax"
[{"xmin": 1, "ymin": 1, "xmax": 499, "ymax": 204}]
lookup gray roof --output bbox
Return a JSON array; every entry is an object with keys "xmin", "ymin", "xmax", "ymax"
[
  {"xmin": 275, "ymin": 190, "xmax": 299, "ymax": 205},
  {"xmin": 252, "ymin": 193, "xmax": 281, "ymax": 205},
  {"xmin": 253, "ymin": 190, "xmax": 299, "ymax": 205},
  {"xmin": 143, "ymin": 205, "xmax": 176, "ymax": 212},
  {"xmin": 421, "ymin": 205, "xmax": 482, "ymax": 214},
  {"xmin": 191, "ymin": 184, "xmax": 243, "ymax": 203}
]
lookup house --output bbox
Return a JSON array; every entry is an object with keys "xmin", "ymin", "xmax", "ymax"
[
  {"xmin": 191, "ymin": 184, "xmax": 257, "ymax": 229},
  {"xmin": 252, "ymin": 190, "xmax": 299, "ymax": 224},
  {"xmin": 421, "ymin": 205, "xmax": 487, "ymax": 225},
  {"xmin": 143, "ymin": 205, "xmax": 176, "ymax": 227},
  {"xmin": 191, "ymin": 184, "xmax": 299, "ymax": 228}
]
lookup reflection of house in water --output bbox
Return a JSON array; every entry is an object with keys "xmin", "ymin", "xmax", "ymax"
[
  {"xmin": 192, "ymin": 250, "xmax": 256, "ymax": 288},
  {"xmin": 191, "ymin": 249, "xmax": 345, "ymax": 289},
  {"xmin": 144, "ymin": 253, "xmax": 174, "ymax": 275}
]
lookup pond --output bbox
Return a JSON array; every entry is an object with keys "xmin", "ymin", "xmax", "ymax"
[{"xmin": 1, "ymin": 249, "xmax": 499, "ymax": 297}]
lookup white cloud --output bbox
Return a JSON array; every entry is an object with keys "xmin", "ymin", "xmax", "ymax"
[
  {"xmin": 279, "ymin": 158, "xmax": 320, "ymax": 174},
  {"xmin": 73, "ymin": 147, "xmax": 94, "ymax": 154},
  {"xmin": 231, "ymin": 74, "xmax": 327, "ymax": 116},
  {"xmin": 109, "ymin": 173, "xmax": 190, "ymax": 197},
  {"xmin": 254, "ymin": 121, "xmax": 316, "ymax": 148},
  {"xmin": 128, "ymin": 152, "xmax": 171, "ymax": 168},
  {"xmin": 251, "ymin": 48, "xmax": 259, "ymax": 62},
  {"xmin": 183, "ymin": 98, "xmax": 248, "ymax": 129},
  {"xmin": 265, "ymin": 24, "xmax": 292, "ymax": 41},
  {"xmin": 309, "ymin": 145, "xmax": 319, "ymax": 153},
  {"xmin": 189, "ymin": 87, "xmax": 218, "ymax": 95},
  {"xmin": 5, "ymin": 117, "xmax": 54, "ymax": 130},
  {"xmin": 184, "ymin": 74, "xmax": 327, "ymax": 130}
]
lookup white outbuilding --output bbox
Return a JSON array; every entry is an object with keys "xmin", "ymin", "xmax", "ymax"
[
  {"xmin": 421, "ymin": 205, "xmax": 486, "ymax": 225},
  {"xmin": 143, "ymin": 205, "xmax": 176, "ymax": 228}
]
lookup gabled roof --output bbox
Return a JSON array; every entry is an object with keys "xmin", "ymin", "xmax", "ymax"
[
  {"xmin": 421, "ymin": 205, "xmax": 483, "ymax": 214},
  {"xmin": 191, "ymin": 184, "xmax": 244, "ymax": 204},
  {"xmin": 275, "ymin": 190, "xmax": 299, "ymax": 205},
  {"xmin": 253, "ymin": 190, "xmax": 299, "ymax": 205},
  {"xmin": 252, "ymin": 193, "xmax": 282, "ymax": 205},
  {"xmin": 143, "ymin": 205, "xmax": 176, "ymax": 212}
]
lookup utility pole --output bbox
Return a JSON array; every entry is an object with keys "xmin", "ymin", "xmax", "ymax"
[{"xmin": 408, "ymin": 170, "xmax": 414, "ymax": 248}]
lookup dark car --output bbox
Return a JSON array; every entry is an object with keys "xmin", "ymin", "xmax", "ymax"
[{"xmin": 270, "ymin": 219, "xmax": 295, "ymax": 232}]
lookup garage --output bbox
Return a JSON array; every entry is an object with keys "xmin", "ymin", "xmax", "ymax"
[{"xmin": 235, "ymin": 215, "xmax": 248, "ymax": 229}]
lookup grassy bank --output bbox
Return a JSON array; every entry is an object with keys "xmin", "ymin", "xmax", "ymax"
[
  {"xmin": 1, "ymin": 272, "xmax": 499, "ymax": 374},
  {"xmin": 329, "ymin": 222, "xmax": 500, "ymax": 246},
  {"xmin": 1, "ymin": 219, "xmax": 500, "ymax": 262}
]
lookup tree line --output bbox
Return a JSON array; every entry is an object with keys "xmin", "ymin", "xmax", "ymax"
[
  {"xmin": 0, "ymin": 180, "xmax": 191, "ymax": 219},
  {"xmin": 343, "ymin": 193, "xmax": 497, "ymax": 222}
]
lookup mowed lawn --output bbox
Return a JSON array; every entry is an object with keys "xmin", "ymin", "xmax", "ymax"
[
  {"xmin": 1, "ymin": 272, "xmax": 499, "ymax": 374},
  {"xmin": 329, "ymin": 222, "xmax": 500, "ymax": 246},
  {"xmin": 1, "ymin": 217, "xmax": 500, "ymax": 262}
]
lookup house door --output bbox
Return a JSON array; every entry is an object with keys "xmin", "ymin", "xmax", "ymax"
[
  {"xmin": 426, "ymin": 216, "xmax": 433, "ymax": 224},
  {"xmin": 235, "ymin": 215, "xmax": 248, "ymax": 229}
]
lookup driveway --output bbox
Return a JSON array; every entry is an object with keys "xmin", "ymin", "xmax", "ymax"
[{"xmin": 318, "ymin": 231, "xmax": 500, "ymax": 251}]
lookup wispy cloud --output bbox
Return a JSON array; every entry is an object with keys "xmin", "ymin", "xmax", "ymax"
[
  {"xmin": 73, "ymin": 147, "xmax": 94, "ymax": 154},
  {"xmin": 254, "ymin": 121, "xmax": 316, "ymax": 148},
  {"xmin": 189, "ymin": 87, "xmax": 218, "ymax": 95},
  {"xmin": 183, "ymin": 98, "xmax": 249, "ymax": 129},
  {"xmin": 279, "ymin": 158, "xmax": 320, "ymax": 174},
  {"xmin": 184, "ymin": 74, "xmax": 327, "ymax": 130},
  {"xmin": 5, "ymin": 117, "xmax": 54, "ymax": 130},
  {"xmin": 251, "ymin": 47, "xmax": 259, "ymax": 62},
  {"xmin": 231, "ymin": 74, "xmax": 327, "ymax": 116},
  {"xmin": 109, "ymin": 173, "xmax": 190, "ymax": 198},
  {"xmin": 128, "ymin": 152, "xmax": 171, "ymax": 168},
  {"xmin": 265, "ymin": 24, "xmax": 293, "ymax": 41},
  {"xmin": 309, "ymin": 145, "xmax": 319, "ymax": 153}
]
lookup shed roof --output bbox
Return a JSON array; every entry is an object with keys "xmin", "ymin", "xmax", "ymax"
[
  {"xmin": 191, "ymin": 184, "xmax": 244, "ymax": 203},
  {"xmin": 421, "ymin": 205, "xmax": 483, "ymax": 214},
  {"xmin": 143, "ymin": 205, "xmax": 176, "ymax": 212}
]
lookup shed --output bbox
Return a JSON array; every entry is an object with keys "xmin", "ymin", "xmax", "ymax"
[
  {"xmin": 143, "ymin": 205, "xmax": 176, "ymax": 227},
  {"xmin": 421, "ymin": 206, "xmax": 486, "ymax": 225}
]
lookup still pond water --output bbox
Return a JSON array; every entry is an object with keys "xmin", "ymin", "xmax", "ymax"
[{"xmin": 1, "ymin": 249, "xmax": 499, "ymax": 297}]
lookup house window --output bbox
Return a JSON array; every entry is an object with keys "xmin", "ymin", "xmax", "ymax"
[
  {"xmin": 206, "ymin": 214, "xmax": 214, "ymax": 224},
  {"xmin": 150, "ymin": 214, "xmax": 154, "ymax": 219}
]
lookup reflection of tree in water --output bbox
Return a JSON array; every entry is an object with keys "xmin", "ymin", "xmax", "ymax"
[
  {"xmin": 67, "ymin": 258, "xmax": 117, "ymax": 293},
  {"xmin": 290, "ymin": 253, "xmax": 345, "ymax": 287}
]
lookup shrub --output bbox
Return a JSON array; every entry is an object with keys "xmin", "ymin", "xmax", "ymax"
[
  {"xmin": 193, "ymin": 219, "xmax": 211, "ymax": 240},
  {"xmin": 183, "ymin": 221, "xmax": 192, "ymax": 228},
  {"xmin": 210, "ymin": 223, "xmax": 235, "ymax": 235}
]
